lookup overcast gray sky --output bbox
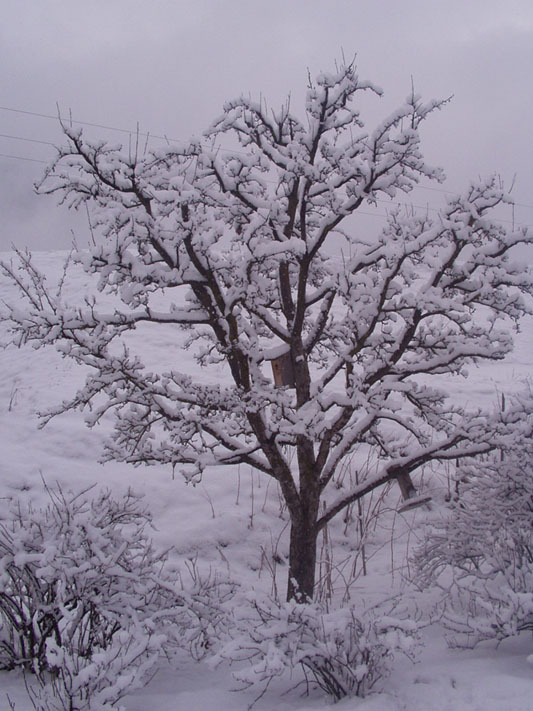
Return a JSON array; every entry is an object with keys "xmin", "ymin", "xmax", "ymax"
[{"xmin": 1, "ymin": 0, "xmax": 532, "ymax": 251}]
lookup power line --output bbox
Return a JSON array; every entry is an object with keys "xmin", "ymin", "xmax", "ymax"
[
  {"xmin": 0, "ymin": 152, "xmax": 47, "ymax": 164},
  {"xmin": 0, "ymin": 105, "xmax": 179, "ymax": 143},
  {"xmin": 0, "ymin": 150, "xmax": 530, "ymax": 228},
  {"xmin": 1, "ymin": 104, "xmax": 532, "ymax": 225},
  {"xmin": 2, "ymin": 103, "xmax": 532, "ymax": 206},
  {"xmin": 0, "ymin": 133, "xmax": 56, "ymax": 147}
]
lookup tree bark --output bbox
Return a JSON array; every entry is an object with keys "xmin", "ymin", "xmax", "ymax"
[
  {"xmin": 286, "ymin": 517, "xmax": 318, "ymax": 602},
  {"xmin": 285, "ymin": 437, "xmax": 321, "ymax": 602}
]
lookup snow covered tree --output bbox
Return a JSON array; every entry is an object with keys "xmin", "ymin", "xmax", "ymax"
[{"xmin": 2, "ymin": 61, "xmax": 532, "ymax": 601}]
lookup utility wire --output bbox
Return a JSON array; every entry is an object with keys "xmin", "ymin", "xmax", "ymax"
[
  {"xmin": 1, "ymin": 104, "xmax": 532, "ymax": 223},
  {"xmin": 0, "ymin": 105, "xmax": 179, "ymax": 143},
  {"xmin": 0, "ymin": 151, "xmax": 530, "ymax": 228},
  {"xmin": 0, "ymin": 152, "xmax": 47, "ymax": 164},
  {"xmin": 0, "ymin": 133, "xmax": 56, "ymax": 146}
]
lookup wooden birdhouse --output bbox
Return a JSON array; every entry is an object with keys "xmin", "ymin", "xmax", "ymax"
[
  {"xmin": 396, "ymin": 471, "xmax": 432, "ymax": 512},
  {"xmin": 396, "ymin": 472, "xmax": 416, "ymax": 501},
  {"xmin": 270, "ymin": 351, "xmax": 295, "ymax": 388}
]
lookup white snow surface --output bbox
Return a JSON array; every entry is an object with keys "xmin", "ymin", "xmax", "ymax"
[{"xmin": 1, "ymin": 251, "xmax": 532, "ymax": 710}]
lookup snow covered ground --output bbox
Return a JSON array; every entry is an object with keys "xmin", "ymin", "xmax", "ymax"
[{"xmin": 0, "ymin": 251, "xmax": 531, "ymax": 710}]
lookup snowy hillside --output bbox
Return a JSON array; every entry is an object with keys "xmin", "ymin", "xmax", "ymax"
[{"xmin": 0, "ymin": 251, "xmax": 532, "ymax": 711}]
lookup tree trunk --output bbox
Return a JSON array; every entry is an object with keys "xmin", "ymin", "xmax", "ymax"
[
  {"xmin": 286, "ymin": 439, "xmax": 320, "ymax": 602},
  {"xmin": 286, "ymin": 517, "xmax": 318, "ymax": 602}
]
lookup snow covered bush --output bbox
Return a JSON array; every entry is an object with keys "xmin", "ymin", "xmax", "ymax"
[
  {"xmin": 26, "ymin": 629, "xmax": 162, "ymax": 711},
  {"xmin": 413, "ymin": 408, "xmax": 533, "ymax": 646},
  {"xmin": 158, "ymin": 556, "xmax": 236, "ymax": 662},
  {"xmin": 0, "ymin": 483, "xmax": 234, "ymax": 709},
  {"xmin": 217, "ymin": 595, "xmax": 418, "ymax": 703}
]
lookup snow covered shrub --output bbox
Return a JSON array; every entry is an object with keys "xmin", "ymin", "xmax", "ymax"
[
  {"xmin": 26, "ymin": 629, "xmax": 163, "ymax": 711},
  {"xmin": 161, "ymin": 556, "xmax": 236, "ymax": 662},
  {"xmin": 0, "ymin": 484, "xmax": 234, "ymax": 710},
  {"xmin": 413, "ymin": 424, "xmax": 533, "ymax": 646},
  {"xmin": 217, "ymin": 596, "xmax": 418, "ymax": 703},
  {"xmin": 0, "ymin": 485, "xmax": 160, "ymax": 673}
]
